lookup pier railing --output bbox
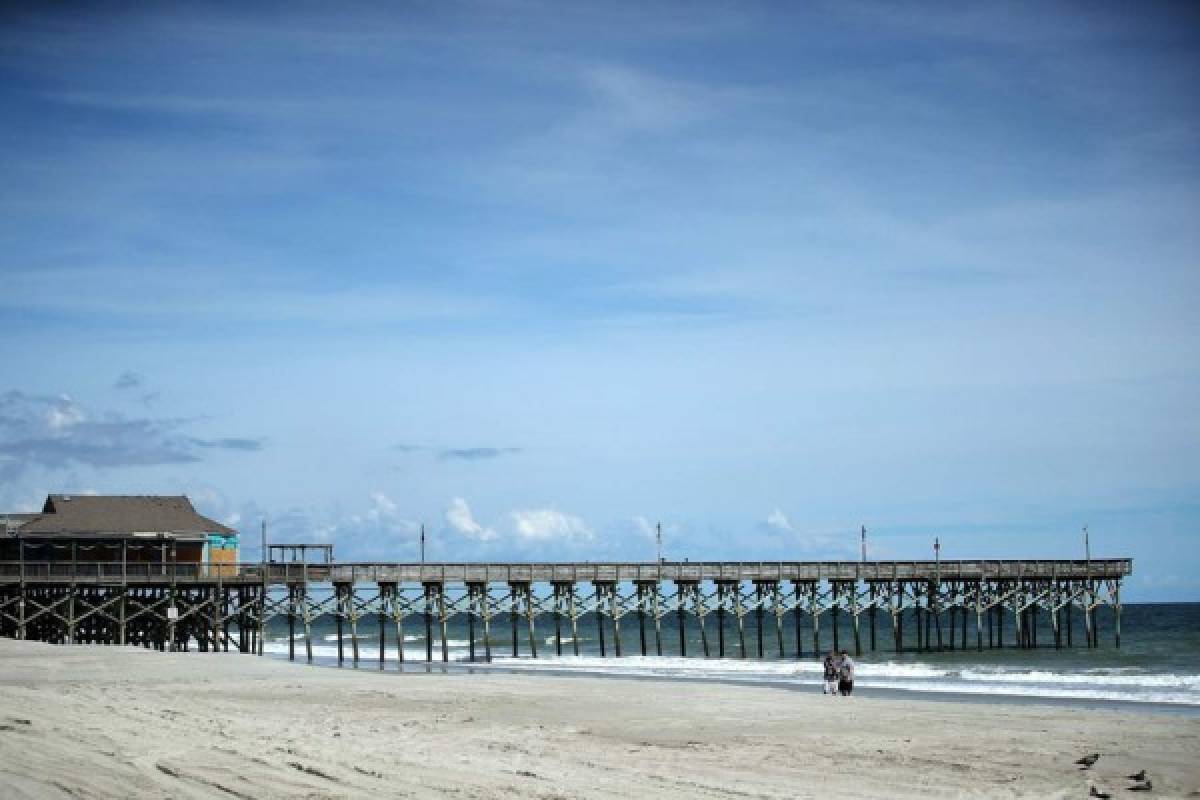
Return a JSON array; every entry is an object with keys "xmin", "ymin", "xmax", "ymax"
[{"xmin": 0, "ymin": 558, "xmax": 1133, "ymax": 585}]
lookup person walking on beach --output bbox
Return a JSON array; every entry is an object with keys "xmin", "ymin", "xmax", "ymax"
[
  {"xmin": 838, "ymin": 650, "xmax": 855, "ymax": 696},
  {"xmin": 822, "ymin": 650, "xmax": 840, "ymax": 696}
]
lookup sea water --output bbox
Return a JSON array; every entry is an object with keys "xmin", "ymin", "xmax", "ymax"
[{"xmin": 258, "ymin": 601, "xmax": 1200, "ymax": 709}]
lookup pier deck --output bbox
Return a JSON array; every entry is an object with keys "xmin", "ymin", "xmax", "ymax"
[{"xmin": 0, "ymin": 559, "xmax": 1131, "ymax": 661}]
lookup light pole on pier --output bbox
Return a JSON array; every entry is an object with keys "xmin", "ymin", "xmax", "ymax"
[
  {"xmin": 656, "ymin": 522, "xmax": 662, "ymax": 564},
  {"xmin": 861, "ymin": 525, "xmax": 867, "ymax": 562},
  {"xmin": 420, "ymin": 524, "xmax": 426, "ymax": 564}
]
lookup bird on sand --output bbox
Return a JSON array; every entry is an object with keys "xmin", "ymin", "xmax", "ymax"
[
  {"xmin": 1076, "ymin": 754, "xmax": 1100, "ymax": 769},
  {"xmin": 1088, "ymin": 786, "xmax": 1111, "ymax": 799},
  {"xmin": 1127, "ymin": 770, "xmax": 1147, "ymax": 781},
  {"xmin": 1128, "ymin": 779, "xmax": 1153, "ymax": 792}
]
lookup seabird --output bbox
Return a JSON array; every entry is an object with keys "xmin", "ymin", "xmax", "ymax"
[
  {"xmin": 1089, "ymin": 787, "xmax": 1111, "ymax": 799},
  {"xmin": 1128, "ymin": 779, "xmax": 1153, "ymax": 792},
  {"xmin": 1127, "ymin": 770, "xmax": 1147, "ymax": 781},
  {"xmin": 1076, "ymin": 753, "xmax": 1100, "ymax": 769}
]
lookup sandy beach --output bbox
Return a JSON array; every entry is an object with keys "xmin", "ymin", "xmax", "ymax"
[{"xmin": 0, "ymin": 640, "xmax": 1196, "ymax": 799}]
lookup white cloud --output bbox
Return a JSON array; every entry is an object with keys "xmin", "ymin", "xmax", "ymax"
[
  {"xmin": 765, "ymin": 508, "xmax": 794, "ymax": 533},
  {"xmin": 509, "ymin": 508, "xmax": 591, "ymax": 541},
  {"xmin": 445, "ymin": 497, "xmax": 497, "ymax": 541}
]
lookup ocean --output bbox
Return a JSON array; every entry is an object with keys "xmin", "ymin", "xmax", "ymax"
[{"xmin": 258, "ymin": 601, "xmax": 1200, "ymax": 709}]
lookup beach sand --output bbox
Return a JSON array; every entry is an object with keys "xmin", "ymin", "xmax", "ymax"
[{"xmin": 0, "ymin": 639, "xmax": 1197, "ymax": 799}]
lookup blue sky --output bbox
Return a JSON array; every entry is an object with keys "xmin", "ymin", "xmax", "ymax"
[{"xmin": 0, "ymin": 2, "xmax": 1197, "ymax": 599}]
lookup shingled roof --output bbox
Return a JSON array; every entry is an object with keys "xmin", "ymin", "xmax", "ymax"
[{"xmin": 16, "ymin": 495, "xmax": 235, "ymax": 537}]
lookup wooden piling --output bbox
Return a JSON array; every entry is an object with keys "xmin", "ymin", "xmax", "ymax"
[
  {"xmin": 524, "ymin": 584, "xmax": 536, "ymax": 660},
  {"xmin": 336, "ymin": 585, "xmax": 345, "ymax": 665},
  {"xmin": 676, "ymin": 586, "xmax": 687, "ymax": 657},
  {"xmin": 638, "ymin": 585, "xmax": 648, "ymax": 657},
  {"xmin": 440, "ymin": 584, "xmax": 450, "ymax": 663},
  {"xmin": 610, "ymin": 584, "xmax": 622, "ymax": 658},
  {"xmin": 754, "ymin": 584, "xmax": 764, "ymax": 659},
  {"xmin": 716, "ymin": 584, "xmax": 726, "ymax": 658},
  {"xmin": 375, "ymin": 585, "xmax": 388, "ymax": 669},
  {"xmin": 597, "ymin": 586, "xmax": 606, "ymax": 657},
  {"xmin": 567, "ymin": 584, "xmax": 579, "ymax": 657}
]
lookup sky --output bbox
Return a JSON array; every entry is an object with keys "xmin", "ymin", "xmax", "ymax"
[{"xmin": 0, "ymin": 2, "xmax": 1197, "ymax": 600}]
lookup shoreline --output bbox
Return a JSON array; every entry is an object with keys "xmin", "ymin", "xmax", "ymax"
[
  {"xmin": 2, "ymin": 638, "xmax": 1199, "ymax": 798},
  {"xmin": 260, "ymin": 650, "xmax": 1200, "ymax": 718}
]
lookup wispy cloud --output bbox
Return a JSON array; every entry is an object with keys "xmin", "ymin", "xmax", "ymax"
[
  {"xmin": 439, "ymin": 447, "xmax": 522, "ymax": 461},
  {"xmin": 392, "ymin": 444, "xmax": 524, "ymax": 461},
  {"xmin": 189, "ymin": 437, "xmax": 264, "ymax": 452},
  {"xmin": 113, "ymin": 371, "xmax": 143, "ymax": 390}
]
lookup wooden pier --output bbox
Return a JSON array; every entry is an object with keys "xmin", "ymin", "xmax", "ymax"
[{"xmin": 0, "ymin": 559, "xmax": 1131, "ymax": 662}]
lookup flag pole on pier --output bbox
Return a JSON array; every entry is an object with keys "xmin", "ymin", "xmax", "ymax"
[{"xmin": 420, "ymin": 524, "xmax": 426, "ymax": 564}]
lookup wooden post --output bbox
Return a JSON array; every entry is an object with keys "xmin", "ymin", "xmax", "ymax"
[
  {"xmin": 597, "ymin": 586, "xmax": 606, "ymax": 657},
  {"xmin": 652, "ymin": 582, "xmax": 663, "ymax": 657},
  {"xmin": 67, "ymin": 569, "xmax": 77, "ymax": 645},
  {"xmin": 470, "ymin": 586, "xmax": 479, "ymax": 662},
  {"xmin": 523, "ymin": 584, "xmax": 536, "ymax": 660},
  {"xmin": 392, "ymin": 585, "xmax": 404, "ymax": 666},
  {"xmin": 336, "ymin": 585, "xmax": 345, "ymax": 665},
  {"xmin": 755, "ymin": 584, "xmax": 765, "ymax": 659},
  {"xmin": 794, "ymin": 583, "xmax": 804, "ymax": 660},
  {"xmin": 378, "ymin": 585, "xmax": 387, "ymax": 669},
  {"xmin": 349, "ymin": 585, "xmax": 361, "ymax": 666},
  {"xmin": 892, "ymin": 582, "xmax": 902, "ymax": 654},
  {"xmin": 211, "ymin": 585, "xmax": 222, "ymax": 655},
  {"xmin": 960, "ymin": 597, "xmax": 967, "ymax": 650},
  {"xmin": 1013, "ymin": 588, "xmax": 1024, "ymax": 650},
  {"xmin": 1066, "ymin": 585, "xmax": 1074, "ymax": 647},
  {"xmin": 553, "ymin": 584, "xmax": 563, "ymax": 657},
  {"xmin": 638, "ymin": 585, "xmax": 648, "ymax": 656},
  {"xmin": 932, "ymin": 583, "xmax": 943, "ymax": 651},
  {"xmin": 510, "ymin": 585, "xmax": 520, "ymax": 658},
  {"xmin": 1083, "ymin": 582, "xmax": 1093, "ymax": 650},
  {"xmin": 869, "ymin": 586, "xmax": 877, "ymax": 652},
  {"xmin": 976, "ymin": 582, "xmax": 984, "ymax": 652},
  {"xmin": 256, "ymin": 586, "xmax": 266, "ymax": 657},
  {"xmin": 773, "ymin": 583, "xmax": 785, "ymax": 658},
  {"xmin": 439, "ymin": 584, "xmax": 450, "ymax": 663},
  {"xmin": 610, "ymin": 583, "xmax": 622, "ymax": 658},
  {"xmin": 831, "ymin": 584, "xmax": 840, "ymax": 653},
  {"xmin": 301, "ymin": 584, "xmax": 313, "ymax": 663},
  {"xmin": 915, "ymin": 596, "xmax": 923, "ymax": 651},
  {"xmin": 851, "ymin": 582, "xmax": 862, "ymax": 657},
  {"xmin": 811, "ymin": 583, "xmax": 820, "ymax": 656},
  {"xmin": 716, "ymin": 584, "xmax": 726, "ymax": 658},
  {"xmin": 568, "ymin": 583, "xmax": 580, "ymax": 657},
  {"xmin": 118, "ymin": 587, "xmax": 126, "ymax": 647},
  {"xmin": 1114, "ymin": 580, "xmax": 1121, "ymax": 649},
  {"xmin": 482, "ymin": 584, "xmax": 494, "ymax": 662},
  {"xmin": 676, "ymin": 585, "xmax": 688, "ymax": 657},
  {"xmin": 426, "ymin": 585, "xmax": 436, "ymax": 662}
]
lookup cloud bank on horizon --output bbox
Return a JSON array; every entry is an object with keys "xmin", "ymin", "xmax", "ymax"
[{"xmin": 0, "ymin": 2, "xmax": 1196, "ymax": 599}]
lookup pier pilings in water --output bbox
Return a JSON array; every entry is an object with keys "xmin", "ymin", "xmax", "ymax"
[{"xmin": 0, "ymin": 559, "xmax": 1131, "ymax": 662}]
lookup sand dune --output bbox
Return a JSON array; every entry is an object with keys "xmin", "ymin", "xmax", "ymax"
[{"xmin": 1, "ymin": 639, "xmax": 1197, "ymax": 799}]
